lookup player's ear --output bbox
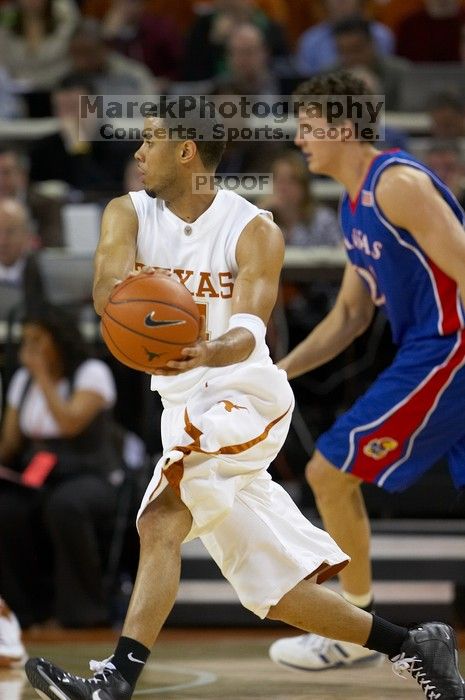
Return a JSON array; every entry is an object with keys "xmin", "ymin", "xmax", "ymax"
[{"xmin": 180, "ymin": 140, "xmax": 197, "ymax": 163}]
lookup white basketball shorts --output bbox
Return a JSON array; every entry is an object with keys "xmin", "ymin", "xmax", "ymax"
[{"xmin": 137, "ymin": 362, "xmax": 349, "ymax": 618}]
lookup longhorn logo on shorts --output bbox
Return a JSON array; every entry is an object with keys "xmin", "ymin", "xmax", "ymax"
[
  {"xmin": 218, "ymin": 400, "xmax": 248, "ymax": 413},
  {"xmin": 363, "ymin": 437, "xmax": 398, "ymax": 460}
]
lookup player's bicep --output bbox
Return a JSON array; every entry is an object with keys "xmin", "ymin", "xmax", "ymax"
[{"xmin": 233, "ymin": 216, "xmax": 285, "ymax": 323}]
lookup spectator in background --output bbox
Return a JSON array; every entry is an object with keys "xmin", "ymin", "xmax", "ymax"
[
  {"xmin": 0, "ymin": 66, "xmax": 23, "ymax": 118},
  {"xmin": 296, "ymin": 0, "xmax": 393, "ymax": 77},
  {"xmin": 67, "ymin": 18, "xmax": 158, "ymax": 95},
  {"xmin": 330, "ymin": 16, "xmax": 410, "ymax": 111},
  {"xmin": 214, "ymin": 22, "xmax": 279, "ymax": 94},
  {"xmin": 0, "ymin": 0, "xmax": 79, "ymax": 117},
  {"xmin": 428, "ymin": 93, "xmax": 465, "ymax": 139},
  {"xmin": 182, "ymin": 0, "xmax": 288, "ymax": 81},
  {"xmin": 0, "ymin": 305, "xmax": 120, "ymax": 628},
  {"xmin": 259, "ymin": 151, "xmax": 342, "ymax": 339},
  {"xmin": 396, "ymin": 0, "xmax": 465, "ymax": 63},
  {"xmin": 101, "ymin": 0, "xmax": 183, "ymax": 82},
  {"xmin": 0, "ymin": 148, "xmax": 63, "ymax": 247},
  {"xmin": 370, "ymin": 0, "xmax": 423, "ymax": 31},
  {"xmin": 261, "ymin": 150, "xmax": 342, "ymax": 248},
  {"xmin": 424, "ymin": 141, "xmax": 465, "ymax": 208},
  {"xmin": 29, "ymin": 74, "xmax": 132, "ymax": 194},
  {"xmin": 0, "ymin": 198, "xmax": 44, "ymax": 314}
]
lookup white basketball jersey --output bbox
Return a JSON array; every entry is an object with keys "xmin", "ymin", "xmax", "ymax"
[{"xmin": 128, "ymin": 189, "xmax": 273, "ymax": 403}]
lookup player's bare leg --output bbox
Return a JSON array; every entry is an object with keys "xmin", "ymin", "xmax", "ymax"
[
  {"xmin": 26, "ymin": 485, "xmax": 193, "ymax": 699},
  {"xmin": 122, "ymin": 485, "xmax": 193, "ymax": 647},
  {"xmin": 307, "ymin": 450, "xmax": 372, "ymax": 599},
  {"xmin": 268, "ymin": 577, "xmax": 373, "ymax": 644},
  {"xmin": 269, "ymin": 451, "xmax": 379, "ymax": 671},
  {"xmin": 268, "ymin": 578, "xmax": 465, "ymax": 699}
]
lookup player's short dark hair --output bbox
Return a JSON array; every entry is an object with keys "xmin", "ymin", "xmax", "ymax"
[
  {"xmin": 333, "ymin": 16, "xmax": 372, "ymax": 40},
  {"xmin": 296, "ymin": 71, "xmax": 372, "ymax": 100},
  {"xmin": 146, "ymin": 104, "xmax": 226, "ymax": 170},
  {"xmin": 294, "ymin": 71, "xmax": 378, "ymax": 140}
]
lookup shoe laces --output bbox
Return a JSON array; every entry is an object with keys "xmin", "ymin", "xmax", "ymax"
[
  {"xmin": 87, "ymin": 656, "xmax": 117, "ymax": 683},
  {"xmin": 391, "ymin": 653, "xmax": 441, "ymax": 699}
]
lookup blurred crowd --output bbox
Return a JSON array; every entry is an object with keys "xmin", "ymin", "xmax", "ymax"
[
  {"xmin": 0, "ymin": 0, "xmax": 464, "ymax": 255},
  {"xmin": 1, "ymin": 0, "xmax": 465, "ymax": 634}
]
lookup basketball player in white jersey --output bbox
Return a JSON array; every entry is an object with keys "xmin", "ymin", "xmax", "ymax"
[{"xmin": 26, "ymin": 107, "xmax": 464, "ymax": 700}]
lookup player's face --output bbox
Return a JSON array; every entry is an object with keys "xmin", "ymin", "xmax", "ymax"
[
  {"xmin": 134, "ymin": 118, "xmax": 177, "ymax": 197},
  {"xmin": 294, "ymin": 111, "xmax": 341, "ymax": 175}
]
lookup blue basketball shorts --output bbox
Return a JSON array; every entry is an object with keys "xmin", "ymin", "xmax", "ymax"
[{"xmin": 316, "ymin": 330, "xmax": 465, "ymax": 493}]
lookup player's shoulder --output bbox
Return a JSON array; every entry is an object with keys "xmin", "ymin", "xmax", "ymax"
[
  {"xmin": 376, "ymin": 163, "xmax": 433, "ymax": 206},
  {"xmin": 104, "ymin": 193, "xmax": 138, "ymax": 216}
]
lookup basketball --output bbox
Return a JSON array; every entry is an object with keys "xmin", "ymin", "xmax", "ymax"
[{"xmin": 101, "ymin": 272, "xmax": 200, "ymax": 371}]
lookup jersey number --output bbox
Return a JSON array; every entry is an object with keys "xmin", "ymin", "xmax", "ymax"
[{"xmin": 195, "ymin": 302, "xmax": 211, "ymax": 340}]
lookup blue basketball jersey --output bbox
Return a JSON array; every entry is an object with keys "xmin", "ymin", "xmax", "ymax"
[{"xmin": 340, "ymin": 149, "xmax": 465, "ymax": 344}]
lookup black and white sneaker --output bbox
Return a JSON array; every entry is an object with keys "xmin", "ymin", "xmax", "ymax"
[
  {"xmin": 25, "ymin": 655, "xmax": 132, "ymax": 700},
  {"xmin": 391, "ymin": 622, "xmax": 465, "ymax": 699}
]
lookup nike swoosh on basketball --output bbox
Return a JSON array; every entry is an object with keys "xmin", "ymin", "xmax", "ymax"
[
  {"xmin": 128, "ymin": 652, "xmax": 145, "ymax": 664},
  {"xmin": 144, "ymin": 311, "xmax": 186, "ymax": 328}
]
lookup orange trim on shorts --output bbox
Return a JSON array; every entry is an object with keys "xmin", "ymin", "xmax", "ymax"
[
  {"xmin": 311, "ymin": 559, "xmax": 350, "ymax": 585},
  {"xmin": 163, "ymin": 457, "xmax": 184, "ymax": 497},
  {"xmin": 182, "ymin": 405, "xmax": 292, "ymax": 456}
]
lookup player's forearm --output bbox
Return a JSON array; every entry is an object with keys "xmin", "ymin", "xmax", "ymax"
[
  {"xmin": 279, "ymin": 304, "xmax": 370, "ymax": 380},
  {"xmin": 93, "ymin": 276, "xmax": 121, "ymax": 316},
  {"xmin": 204, "ymin": 327, "xmax": 255, "ymax": 367}
]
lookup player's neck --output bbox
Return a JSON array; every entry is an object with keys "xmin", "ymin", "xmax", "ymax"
[
  {"xmin": 164, "ymin": 191, "xmax": 217, "ymax": 223},
  {"xmin": 333, "ymin": 145, "xmax": 381, "ymax": 201}
]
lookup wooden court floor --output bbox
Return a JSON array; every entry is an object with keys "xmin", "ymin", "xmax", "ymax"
[{"xmin": 4, "ymin": 629, "xmax": 465, "ymax": 699}]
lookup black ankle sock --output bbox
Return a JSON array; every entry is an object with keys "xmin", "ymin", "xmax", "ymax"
[
  {"xmin": 364, "ymin": 614, "xmax": 409, "ymax": 659},
  {"xmin": 111, "ymin": 636, "xmax": 150, "ymax": 689}
]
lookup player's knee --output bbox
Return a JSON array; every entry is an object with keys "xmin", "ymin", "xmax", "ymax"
[
  {"xmin": 306, "ymin": 453, "xmax": 352, "ymax": 501},
  {"xmin": 138, "ymin": 488, "xmax": 192, "ymax": 549}
]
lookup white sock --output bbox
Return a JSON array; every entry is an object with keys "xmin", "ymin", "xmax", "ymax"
[{"xmin": 342, "ymin": 590, "xmax": 373, "ymax": 609}]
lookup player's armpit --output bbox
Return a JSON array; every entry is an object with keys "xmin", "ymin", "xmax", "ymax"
[
  {"xmin": 376, "ymin": 165, "xmax": 465, "ymax": 291},
  {"xmin": 233, "ymin": 214, "xmax": 285, "ymax": 324},
  {"xmin": 93, "ymin": 195, "xmax": 138, "ymax": 315}
]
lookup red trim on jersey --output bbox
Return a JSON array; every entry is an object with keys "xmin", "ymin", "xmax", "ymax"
[
  {"xmin": 427, "ymin": 258, "xmax": 462, "ymax": 335},
  {"xmin": 350, "ymin": 330, "xmax": 465, "ymax": 482},
  {"xmin": 348, "ymin": 149, "xmax": 401, "ymax": 214}
]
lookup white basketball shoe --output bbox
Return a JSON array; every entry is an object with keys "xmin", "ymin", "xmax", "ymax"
[
  {"xmin": 269, "ymin": 632, "xmax": 385, "ymax": 671},
  {"xmin": 0, "ymin": 598, "xmax": 27, "ymax": 668}
]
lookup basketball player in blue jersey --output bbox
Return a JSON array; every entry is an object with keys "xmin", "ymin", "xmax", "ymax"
[
  {"xmin": 25, "ymin": 103, "xmax": 464, "ymax": 700},
  {"xmin": 270, "ymin": 71, "xmax": 465, "ymax": 675}
]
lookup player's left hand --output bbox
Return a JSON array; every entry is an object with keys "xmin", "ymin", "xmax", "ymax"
[{"xmin": 152, "ymin": 317, "xmax": 209, "ymax": 375}]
